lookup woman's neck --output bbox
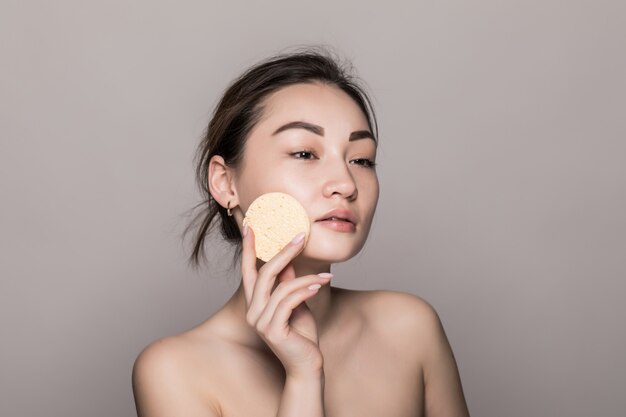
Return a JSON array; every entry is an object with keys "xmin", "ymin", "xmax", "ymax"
[{"xmin": 221, "ymin": 261, "xmax": 335, "ymax": 352}]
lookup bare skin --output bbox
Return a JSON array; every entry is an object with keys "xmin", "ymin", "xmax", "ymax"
[
  {"xmin": 132, "ymin": 83, "xmax": 470, "ymax": 416},
  {"xmin": 132, "ymin": 284, "xmax": 469, "ymax": 416}
]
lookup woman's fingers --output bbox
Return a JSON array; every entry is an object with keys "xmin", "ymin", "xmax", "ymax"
[
  {"xmin": 239, "ymin": 225, "xmax": 328, "ymax": 375},
  {"xmin": 269, "ymin": 286, "xmax": 321, "ymax": 343},
  {"xmin": 255, "ymin": 274, "xmax": 332, "ymax": 331},
  {"xmin": 246, "ymin": 232, "xmax": 307, "ymax": 322},
  {"xmin": 240, "ymin": 225, "xmax": 258, "ymax": 308}
]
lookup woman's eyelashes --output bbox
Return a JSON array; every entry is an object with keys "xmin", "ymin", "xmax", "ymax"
[
  {"xmin": 289, "ymin": 150, "xmax": 376, "ymax": 168},
  {"xmin": 352, "ymin": 158, "xmax": 377, "ymax": 168},
  {"xmin": 290, "ymin": 150, "xmax": 316, "ymax": 160}
]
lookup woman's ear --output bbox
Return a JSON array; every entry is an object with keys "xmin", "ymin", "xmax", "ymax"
[{"xmin": 207, "ymin": 155, "xmax": 239, "ymax": 210}]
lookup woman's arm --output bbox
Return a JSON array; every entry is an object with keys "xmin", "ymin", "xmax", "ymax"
[
  {"xmin": 371, "ymin": 291, "xmax": 470, "ymax": 417},
  {"xmin": 240, "ymin": 226, "xmax": 329, "ymax": 417},
  {"xmin": 277, "ymin": 371, "xmax": 326, "ymax": 417},
  {"xmin": 420, "ymin": 303, "xmax": 471, "ymax": 417}
]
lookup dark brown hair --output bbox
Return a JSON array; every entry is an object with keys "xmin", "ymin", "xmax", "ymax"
[{"xmin": 183, "ymin": 46, "xmax": 378, "ymax": 270}]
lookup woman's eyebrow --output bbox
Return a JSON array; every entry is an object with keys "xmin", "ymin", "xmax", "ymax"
[
  {"xmin": 349, "ymin": 130, "xmax": 375, "ymax": 141},
  {"xmin": 272, "ymin": 121, "xmax": 375, "ymax": 142},
  {"xmin": 273, "ymin": 121, "xmax": 324, "ymax": 136}
]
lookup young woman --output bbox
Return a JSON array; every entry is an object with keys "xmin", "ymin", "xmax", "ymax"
[{"xmin": 132, "ymin": 49, "xmax": 470, "ymax": 417}]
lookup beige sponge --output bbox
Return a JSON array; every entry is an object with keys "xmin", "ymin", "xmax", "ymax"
[{"xmin": 242, "ymin": 192, "xmax": 310, "ymax": 262}]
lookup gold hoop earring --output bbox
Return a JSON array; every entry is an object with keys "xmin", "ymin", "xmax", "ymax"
[{"xmin": 227, "ymin": 201, "xmax": 233, "ymax": 217}]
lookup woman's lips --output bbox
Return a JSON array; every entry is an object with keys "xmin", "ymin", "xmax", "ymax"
[{"xmin": 315, "ymin": 219, "xmax": 356, "ymax": 232}]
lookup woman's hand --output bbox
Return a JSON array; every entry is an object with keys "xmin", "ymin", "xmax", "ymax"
[{"xmin": 241, "ymin": 225, "xmax": 332, "ymax": 378}]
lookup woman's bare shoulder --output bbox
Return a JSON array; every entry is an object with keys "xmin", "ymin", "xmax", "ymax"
[
  {"xmin": 346, "ymin": 288, "xmax": 441, "ymax": 352},
  {"xmin": 134, "ymin": 331, "xmax": 211, "ymax": 366},
  {"xmin": 132, "ymin": 326, "xmax": 228, "ymax": 416},
  {"xmin": 339, "ymin": 287, "xmax": 436, "ymax": 323},
  {"xmin": 135, "ymin": 319, "xmax": 226, "ymax": 362},
  {"xmin": 351, "ymin": 291, "xmax": 469, "ymax": 416}
]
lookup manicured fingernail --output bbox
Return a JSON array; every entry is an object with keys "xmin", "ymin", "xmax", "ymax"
[
  {"xmin": 308, "ymin": 284, "xmax": 322, "ymax": 291},
  {"xmin": 317, "ymin": 273, "xmax": 333, "ymax": 279},
  {"xmin": 243, "ymin": 224, "xmax": 248, "ymax": 237},
  {"xmin": 291, "ymin": 232, "xmax": 305, "ymax": 245}
]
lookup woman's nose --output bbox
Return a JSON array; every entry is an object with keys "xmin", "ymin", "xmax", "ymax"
[{"xmin": 321, "ymin": 158, "xmax": 358, "ymax": 200}]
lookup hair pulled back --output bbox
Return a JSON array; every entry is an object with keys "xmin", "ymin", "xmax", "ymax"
[{"xmin": 183, "ymin": 46, "xmax": 378, "ymax": 269}]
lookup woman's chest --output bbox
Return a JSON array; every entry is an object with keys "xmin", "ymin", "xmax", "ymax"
[
  {"xmin": 323, "ymin": 347, "xmax": 424, "ymax": 417},
  {"xmin": 215, "ymin": 333, "xmax": 424, "ymax": 417}
]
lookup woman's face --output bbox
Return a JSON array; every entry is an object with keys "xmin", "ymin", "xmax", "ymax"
[{"xmin": 234, "ymin": 82, "xmax": 379, "ymax": 267}]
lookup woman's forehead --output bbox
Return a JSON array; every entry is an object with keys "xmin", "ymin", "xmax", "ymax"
[{"xmin": 257, "ymin": 83, "xmax": 370, "ymax": 131}]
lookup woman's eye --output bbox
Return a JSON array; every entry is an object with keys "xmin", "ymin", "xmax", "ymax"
[
  {"xmin": 290, "ymin": 151, "xmax": 376, "ymax": 168},
  {"xmin": 351, "ymin": 158, "xmax": 377, "ymax": 168},
  {"xmin": 290, "ymin": 150, "xmax": 316, "ymax": 160}
]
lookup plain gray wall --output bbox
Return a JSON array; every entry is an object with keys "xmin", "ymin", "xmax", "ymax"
[{"xmin": 1, "ymin": 1, "xmax": 625, "ymax": 416}]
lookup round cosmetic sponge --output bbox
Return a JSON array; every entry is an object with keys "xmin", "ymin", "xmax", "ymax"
[{"xmin": 242, "ymin": 192, "xmax": 310, "ymax": 262}]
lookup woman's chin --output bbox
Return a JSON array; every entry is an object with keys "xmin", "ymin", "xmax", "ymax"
[{"xmin": 296, "ymin": 247, "xmax": 361, "ymax": 266}]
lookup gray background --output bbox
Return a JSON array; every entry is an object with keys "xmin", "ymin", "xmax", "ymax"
[{"xmin": 1, "ymin": 1, "xmax": 624, "ymax": 416}]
